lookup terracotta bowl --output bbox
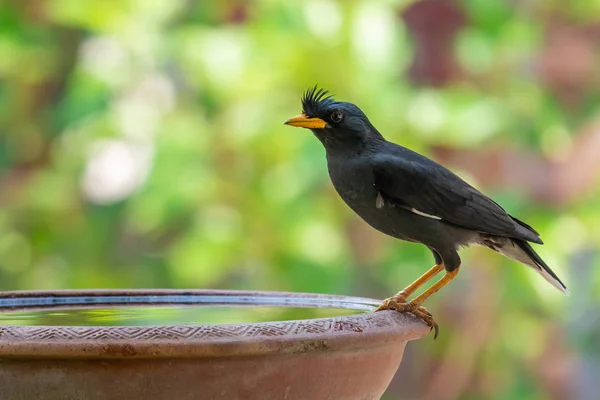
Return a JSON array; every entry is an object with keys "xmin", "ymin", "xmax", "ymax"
[{"xmin": 0, "ymin": 290, "xmax": 428, "ymax": 400}]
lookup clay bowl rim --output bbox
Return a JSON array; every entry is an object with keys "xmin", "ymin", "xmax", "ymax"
[{"xmin": 0, "ymin": 289, "xmax": 429, "ymax": 359}]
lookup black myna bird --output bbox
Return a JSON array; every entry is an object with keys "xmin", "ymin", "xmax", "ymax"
[{"xmin": 284, "ymin": 86, "xmax": 568, "ymax": 337}]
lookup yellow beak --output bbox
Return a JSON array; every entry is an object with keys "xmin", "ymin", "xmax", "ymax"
[{"xmin": 283, "ymin": 113, "xmax": 327, "ymax": 129}]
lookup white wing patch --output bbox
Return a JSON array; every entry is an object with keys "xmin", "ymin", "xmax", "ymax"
[
  {"xmin": 375, "ymin": 193, "xmax": 441, "ymax": 220},
  {"xmin": 410, "ymin": 208, "xmax": 442, "ymax": 220},
  {"xmin": 376, "ymin": 192, "xmax": 385, "ymax": 209}
]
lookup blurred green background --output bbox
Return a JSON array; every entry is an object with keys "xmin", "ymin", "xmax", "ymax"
[{"xmin": 1, "ymin": 0, "xmax": 599, "ymax": 398}]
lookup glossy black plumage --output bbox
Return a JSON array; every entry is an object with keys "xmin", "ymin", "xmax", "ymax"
[
  {"xmin": 372, "ymin": 146, "xmax": 541, "ymax": 244},
  {"xmin": 285, "ymin": 86, "xmax": 568, "ymax": 295}
]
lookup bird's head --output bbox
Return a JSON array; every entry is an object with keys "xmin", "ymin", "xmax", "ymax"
[{"xmin": 284, "ymin": 86, "xmax": 383, "ymax": 150}]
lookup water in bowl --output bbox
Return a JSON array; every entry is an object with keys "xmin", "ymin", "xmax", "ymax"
[
  {"xmin": 0, "ymin": 293, "xmax": 372, "ymax": 326},
  {"xmin": 0, "ymin": 305, "xmax": 364, "ymax": 326}
]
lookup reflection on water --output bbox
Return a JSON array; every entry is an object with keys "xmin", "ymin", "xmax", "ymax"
[{"xmin": 0, "ymin": 305, "xmax": 363, "ymax": 327}]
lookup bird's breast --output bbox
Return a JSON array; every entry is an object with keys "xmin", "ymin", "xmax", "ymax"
[
  {"xmin": 328, "ymin": 161, "xmax": 377, "ymax": 206},
  {"xmin": 326, "ymin": 159, "xmax": 425, "ymax": 242},
  {"xmin": 326, "ymin": 160, "xmax": 398, "ymax": 232}
]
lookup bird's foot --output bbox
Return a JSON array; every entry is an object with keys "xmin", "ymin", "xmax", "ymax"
[{"xmin": 375, "ymin": 296, "xmax": 439, "ymax": 339}]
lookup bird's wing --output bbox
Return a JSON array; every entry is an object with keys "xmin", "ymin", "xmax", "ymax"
[{"xmin": 372, "ymin": 154, "xmax": 542, "ymax": 243}]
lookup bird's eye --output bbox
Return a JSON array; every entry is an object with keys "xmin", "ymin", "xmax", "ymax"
[{"xmin": 330, "ymin": 110, "xmax": 344, "ymax": 123}]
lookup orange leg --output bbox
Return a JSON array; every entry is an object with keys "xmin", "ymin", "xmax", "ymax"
[
  {"xmin": 375, "ymin": 263, "xmax": 444, "ymax": 310},
  {"xmin": 411, "ymin": 267, "xmax": 459, "ymax": 307},
  {"xmin": 392, "ymin": 263, "xmax": 445, "ymax": 301},
  {"xmin": 375, "ymin": 265, "xmax": 461, "ymax": 339}
]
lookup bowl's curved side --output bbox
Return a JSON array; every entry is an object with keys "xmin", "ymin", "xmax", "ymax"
[
  {"xmin": 0, "ymin": 334, "xmax": 413, "ymax": 400},
  {"xmin": 0, "ymin": 311, "xmax": 428, "ymax": 358}
]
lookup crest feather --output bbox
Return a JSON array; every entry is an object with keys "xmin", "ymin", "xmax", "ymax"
[{"xmin": 301, "ymin": 85, "xmax": 335, "ymax": 117}]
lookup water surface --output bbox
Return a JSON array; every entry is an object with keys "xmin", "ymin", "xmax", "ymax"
[
  {"xmin": 0, "ymin": 305, "xmax": 364, "ymax": 326},
  {"xmin": 0, "ymin": 293, "xmax": 373, "ymax": 326}
]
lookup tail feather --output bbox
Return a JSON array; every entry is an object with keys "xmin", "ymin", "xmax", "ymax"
[
  {"xmin": 510, "ymin": 216, "xmax": 540, "ymax": 237},
  {"xmin": 491, "ymin": 238, "xmax": 568, "ymax": 294},
  {"xmin": 510, "ymin": 216, "xmax": 543, "ymax": 244},
  {"xmin": 512, "ymin": 240, "xmax": 568, "ymax": 294}
]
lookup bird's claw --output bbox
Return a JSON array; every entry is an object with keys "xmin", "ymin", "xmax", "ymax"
[{"xmin": 375, "ymin": 296, "xmax": 439, "ymax": 339}]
